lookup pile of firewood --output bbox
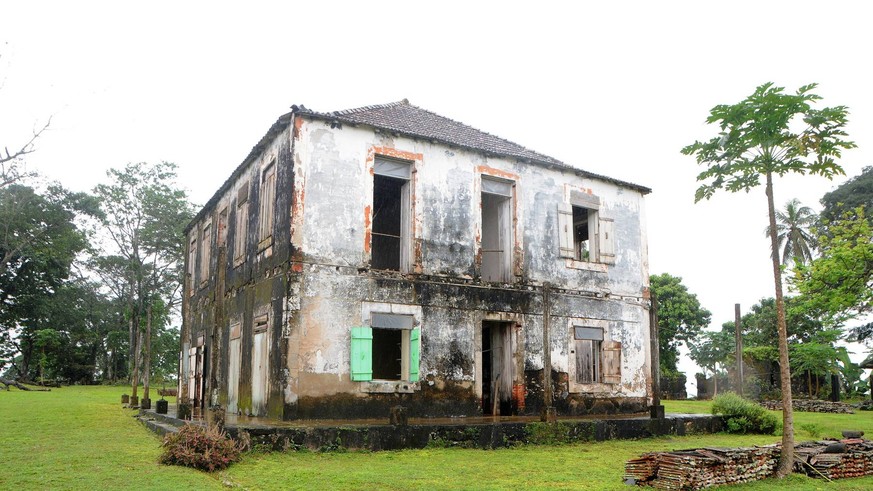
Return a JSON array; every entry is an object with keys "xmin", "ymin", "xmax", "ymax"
[
  {"xmin": 795, "ymin": 439, "xmax": 873, "ymax": 480},
  {"xmin": 759, "ymin": 399, "xmax": 854, "ymax": 414},
  {"xmin": 624, "ymin": 445, "xmax": 779, "ymax": 489}
]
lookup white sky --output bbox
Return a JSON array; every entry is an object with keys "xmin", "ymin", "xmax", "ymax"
[{"xmin": 3, "ymin": 1, "xmax": 872, "ymax": 392}]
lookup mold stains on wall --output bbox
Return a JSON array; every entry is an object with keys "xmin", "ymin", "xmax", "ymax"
[{"xmin": 182, "ymin": 111, "xmax": 652, "ymax": 422}]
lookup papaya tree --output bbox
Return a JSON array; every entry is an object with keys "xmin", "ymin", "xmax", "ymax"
[{"xmin": 682, "ymin": 82, "xmax": 855, "ymax": 476}]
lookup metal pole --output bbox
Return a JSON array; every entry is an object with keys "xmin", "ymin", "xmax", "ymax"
[{"xmin": 735, "ymin": 303, "xmax": 743, "ymax": 396}]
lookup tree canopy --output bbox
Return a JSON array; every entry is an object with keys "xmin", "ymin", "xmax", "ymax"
[
  {"xmin": 820, "ymin": 166, "xmax": 873, "ymax": 226},
  {"xmin": 650, "ymin": 273, "xmax": 712, "ymax": 374},
  {"xmin": 794, "ymin": 207, "xmax": 873, "ymax": 327},
  {"xmin": 768, "ymin": 198, "xmax": 817, "ymax": 266}
]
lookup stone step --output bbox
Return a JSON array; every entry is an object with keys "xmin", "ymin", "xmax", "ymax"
[{"xmin": 137, "ymin": 415, "xmax": 179, "ymax": 437}]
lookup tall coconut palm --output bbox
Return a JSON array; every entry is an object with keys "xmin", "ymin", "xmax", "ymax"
[{"xmin": 766, "ymin": 198, "xmax": 818, "ymax": 265}]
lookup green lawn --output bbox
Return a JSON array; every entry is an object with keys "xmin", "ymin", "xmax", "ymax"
[{"xmin": 2, "ymin": 387, "xmax": 873, "ymax": 490}]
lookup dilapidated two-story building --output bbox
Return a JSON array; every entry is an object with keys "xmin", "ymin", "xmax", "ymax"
[{"xmin": 180, "ymin": 100, "xmax": 653, "ymax": 420}]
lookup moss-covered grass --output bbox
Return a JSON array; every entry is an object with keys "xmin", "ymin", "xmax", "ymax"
[{"xmin": 2, "ymin": 386, "xmax": 872, "ymax": 490}]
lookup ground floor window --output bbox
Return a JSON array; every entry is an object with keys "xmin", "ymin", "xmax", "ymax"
[
  {"xmin": 574, "ymin": 326, "xmax": 602, "ymax": 384},
  {"xmin": 569, "ymin": 320, "xmax": 623, "ymax": 390},
  {"xmin": 351, "ymin": 313, "xmax": 419, "ymax": 382}
]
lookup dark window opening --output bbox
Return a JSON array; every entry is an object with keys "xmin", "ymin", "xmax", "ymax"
[
  {"xmin": 372, "ymin": 174, "xmax": 406, "ymax": 270},
  {"xmin": 573, "ymin": 206, "xmax": 592, "ymax": 261},
  {"xmin": 372, "ymin": 328, "xmax": 402, "ymax": 380}
]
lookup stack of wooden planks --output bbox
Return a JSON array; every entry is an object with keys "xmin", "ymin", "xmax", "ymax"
[
  {"xmin": 795, "ymin": 439, "xmax": 873, "ymax": 480},
  {"xmin": 624, "ymin": 445, "xmax": 779, "ymax": 489},
  {"xmin": 759, "ymin": 399, "xmax": 854, "ymax": 414}
]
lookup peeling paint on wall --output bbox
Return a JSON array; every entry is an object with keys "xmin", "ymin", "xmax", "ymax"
[{"xmin": 181, "ymin": 109, "xmax": 652, "ymax": 421}]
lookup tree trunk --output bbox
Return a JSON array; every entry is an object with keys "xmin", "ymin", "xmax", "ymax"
[
  {"xmin": 127, "ymin": 278, "xmax": 135, "ymax": 385},
  {"xmin": 0, "ymin": 377, "xmax": 50, "ymax": 391},
  {"xmin": 143, "ymin": 303, "xmax": 152, "ymax": 403},
  {"xmin": 806, "ymin": 370, "xmax": 812, "ymax": 399},
  {"xmin": 713, "ymin": 369, "xmax": 718, "ymax": 397},
  {"xmin": 130, "ymin": 319, "xmax": 141, "ymax": 401},
  {"xmin": 766, "ymin": 171, "xmax": 794, "ymax": 477}
]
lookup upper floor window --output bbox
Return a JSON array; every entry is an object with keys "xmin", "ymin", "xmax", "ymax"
[
  {"xmin": 371, "ymin": 157, "xmax": 412, "ymax": 271},
  {"xmin": 187, "ymin": 234, "xmax": 197, "ymax": 296},
  {"xmin": 199, "ymin": 221, "xmax": 212, "ymax": 287},
  {"xmin": 481, "ymin": 176, "xmax": 514, "ymax": 282},
  {"xmin": 558, "ymin": 191, "xmax": 615, "ymax": 264},
  {"xmin": 233, "ymin": 181, "xmax": 250, "ymax": 265},
  {"xmin": 258, "ymin": 161, "xmax": 276, "ymax": 249}
]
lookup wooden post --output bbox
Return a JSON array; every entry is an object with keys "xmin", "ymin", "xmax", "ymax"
[
  {"xmin": 540, "ymin": 282, "xmax": 556, "ymax": 422},
  {"xmin": 735, "ymin": 303, "xmax": 743, "ymax": 396}
]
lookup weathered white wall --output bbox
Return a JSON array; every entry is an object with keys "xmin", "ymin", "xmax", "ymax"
[{"xmin": 290, "ymin": 116, "xmax": 651, "ymax": 404}]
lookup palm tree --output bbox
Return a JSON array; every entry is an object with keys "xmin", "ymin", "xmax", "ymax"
[{"xmin": 766, "ymin": 198, "xmax": 817, "ymax": 265}]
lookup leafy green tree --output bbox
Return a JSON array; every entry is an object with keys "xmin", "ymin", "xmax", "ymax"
[
  {"xmin": 794, "ymin": 208, "xmax": 873, "ymax": 327},
  {"xmin": 94, "ymin": 162, "xmax": 195, "ymax": 403},
  {"xmin": 0, "ymin": 184, "xmax": 98, "ymax": 378},
  {"xmin": 688, "ymin": 328, "xmax": 734, "ymax": 396},
  {"xmin": 681, "ymin": 82, "xmax": 855, "ymax": 475},
  {"xmin": 820, "ymin": 166, "xmax": 873, "ymax": 227},
  {"xmin": 768, "ymin": 199, "xmax": 817, "ymax": 266},
  {"xmin": 650, "ymin": 273, "xmax": 712, "ymax": 374},
  {"xmin": 790, "ymin": 329, "xmax": 841, "ymax": 397}
]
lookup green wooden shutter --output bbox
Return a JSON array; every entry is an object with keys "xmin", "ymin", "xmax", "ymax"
[
  {"xmin": 350, "ymin": 327, "xmax": 373, "ymax": 381},
  {"xmin": 409, "ymin": 328, "xmax": 420, "ymax": 382}
]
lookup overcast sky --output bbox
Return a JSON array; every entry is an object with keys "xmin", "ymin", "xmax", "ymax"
[{"xmin": 3, "ymin": 1, "xmax": 871, "ymax": 390}]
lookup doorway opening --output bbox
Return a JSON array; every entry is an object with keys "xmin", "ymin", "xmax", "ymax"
[{"xmin": 481, "ymin": 320, "xmax": 514, "ymax": 415}]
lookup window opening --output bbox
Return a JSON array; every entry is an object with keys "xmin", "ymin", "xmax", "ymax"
[
  {"xmin": 258, "ymin": 161, "xmax": 276, "ymax": 246},
  {"xmin": 574, "ymin": 326, "xmax": 603, "ymax": 384},
  {"xmin": 234, "ymin": 182, "xmax": 249, "ymax": 263},
  {"xmin": 481, "ymin": 177, "xmax": 513, "ymax": 282},
  {"xmin": 200, "ymin": 222, "xmax": 211, "ymax": 286},
  {"xmin": 371, "ymin": 158, "xmax": 411, "ymax": 271},
  {"xmin": 187, "ymin": 235, "xmax": 196, "ymax": 295},
  {"xmin": 572, "ymin": 206, "xmax": 594, "ymax": 261},
  {"xmin": 350, "ymin": 312, "xmax": 419, "ymax": 383},
  {"xmin": 372, "ymin": 328, "xmax": 402, "ymax": 380}
]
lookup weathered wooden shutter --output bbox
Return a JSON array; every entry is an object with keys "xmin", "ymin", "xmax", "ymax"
[
  {"xmin": 350, "ymin": 327, "xmax": 373, "ymax": 381},
  {"xmin": 602, "ymin": 340, "xmax": 622, "ymax": 384},
  {"xmin": 557, "ymin": 203, "xmax": 574, "ymax": 258},
  {"xmin": 599, "ymin": 218, "xmax": 615, "ymax": 264},
  {"xmin": 409, "ymin": 328, "xmax": 420, "ymax": 382}
]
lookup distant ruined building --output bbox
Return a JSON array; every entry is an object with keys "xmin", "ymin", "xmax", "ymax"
[{"xmin": 180, "ymin": 100, "xmax": 654, "ymax": 420}]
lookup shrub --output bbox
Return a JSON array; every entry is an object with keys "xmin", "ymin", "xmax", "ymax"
[
  {"xmin": 711, "ymin": 392, "xmax": 777, "ymax": 435},
  {"xmin": 160, "ymin": 424, "xmax": 241, "ymax": 472}
]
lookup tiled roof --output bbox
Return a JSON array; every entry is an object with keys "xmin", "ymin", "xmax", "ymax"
[
  {"xmin": 298, "ymin": 100, "xmax": 650, "ymax": 194},
  {"xmin": 187, "ymin": 100, "xmax": 651, "ymax": 232},
  {"xmin": 317, "ymin": 100, "xmax": 563, "ymax": 166}
]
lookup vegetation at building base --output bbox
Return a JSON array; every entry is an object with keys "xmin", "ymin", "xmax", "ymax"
[
  {"xmin": 3, "ymin": 385, "xmax": 873, "ymax": 490},
  {"xmin": 711, "ymin": 392, "xmax": 778, "ymax": 435},
  {"xmin": 160, "ymin": 424, "xmax": 241, "ymax": 472}
]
